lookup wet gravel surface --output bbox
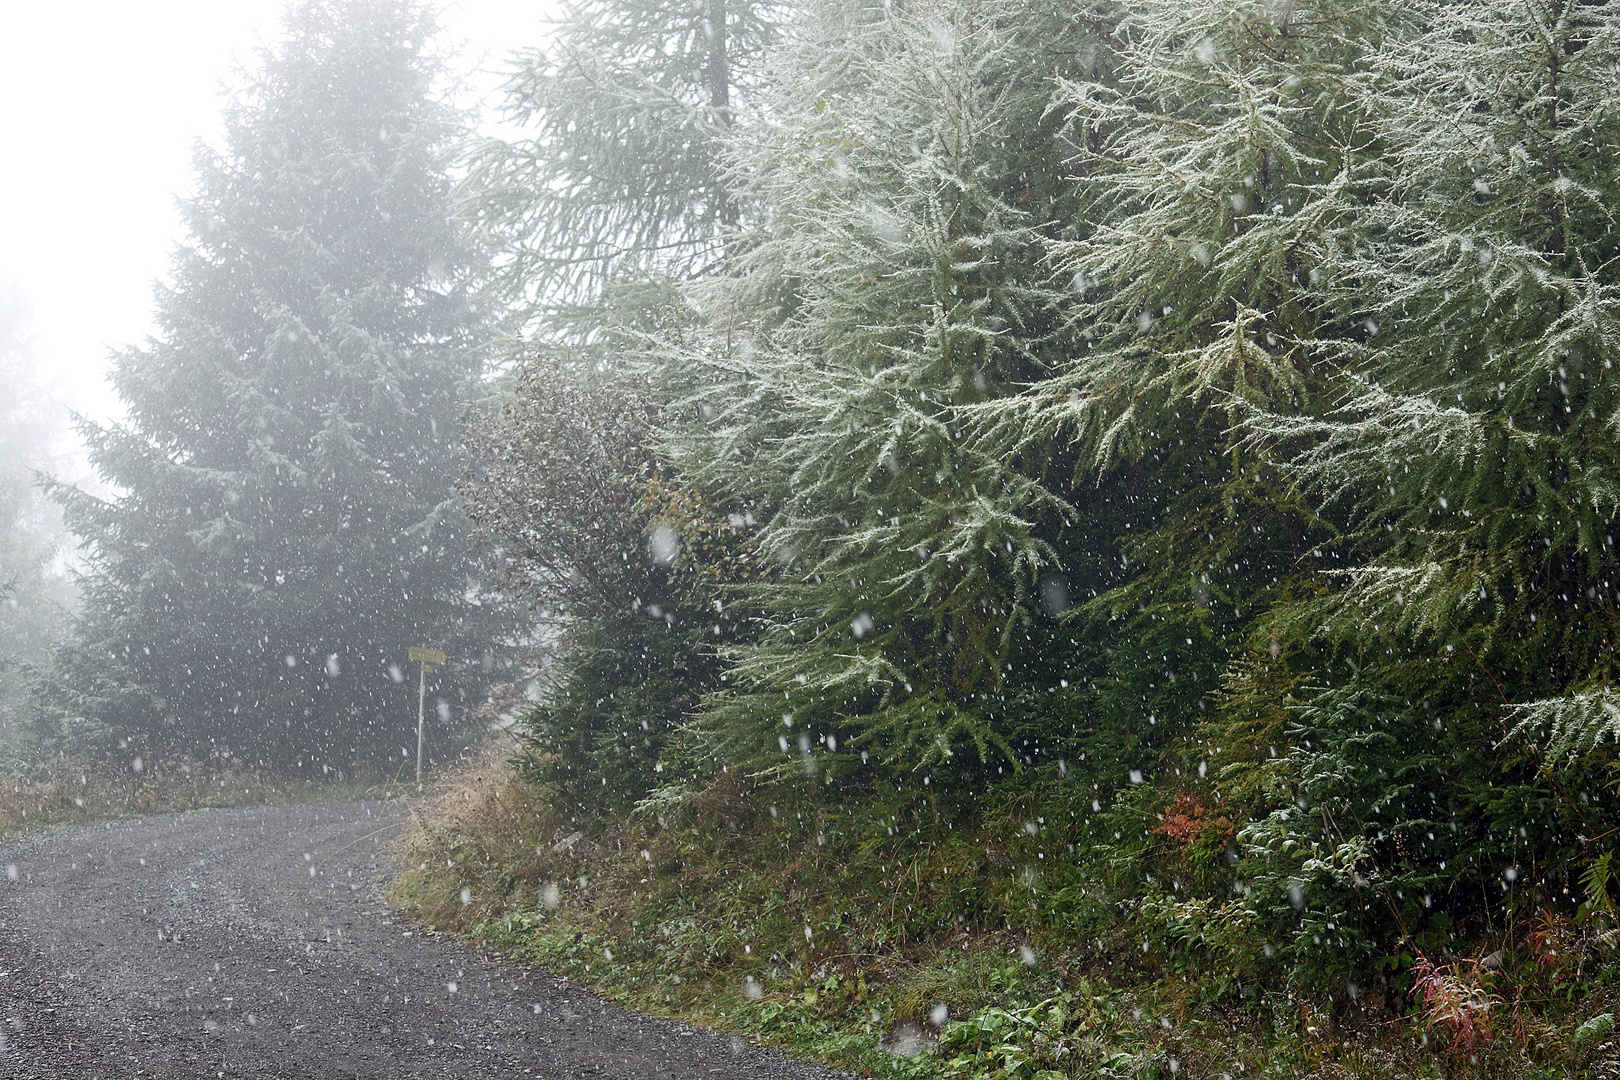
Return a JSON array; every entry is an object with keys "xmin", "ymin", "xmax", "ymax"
[{"xmin": 0, "ymin": 801, "xmax": 853, "ymax": 1079}]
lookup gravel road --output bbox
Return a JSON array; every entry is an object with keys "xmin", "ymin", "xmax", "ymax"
[{"xmin": 0, "ymin": 801, "xmax": 853, "ymax": 1079}]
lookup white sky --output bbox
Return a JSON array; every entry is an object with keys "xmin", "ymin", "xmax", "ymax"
[{"xmin": 0, "ymin": 0, "xmax": 553, "ymax": 456}]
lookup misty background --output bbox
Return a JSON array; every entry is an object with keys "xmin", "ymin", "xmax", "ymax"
[
  {"xmin": 0, "ymin": 1, "xmax": 555, "ymax": 753},
  {"xmin": 0, "ymin": 0, "xmax": 552, "ymax": 434}
]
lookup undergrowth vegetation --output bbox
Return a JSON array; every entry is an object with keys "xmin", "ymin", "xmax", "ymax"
[{"xmin": 393, "ymin": 749, "xmax": 1620, "ymax": 1077}]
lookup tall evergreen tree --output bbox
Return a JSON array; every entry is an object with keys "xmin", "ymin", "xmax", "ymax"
[
  {"xmin": 1216, "ymin": 0, "xmax": 1620, "ymax": 967},
  {"xmin": 948, "ymin": 0, "xmax": 1404, "ymax": 828},
  {"xmin": 656, "ymin": 0, "xmax": 1104, "ymax": 784},
  {"xmin": 44, "ymin": 0, "xmax": 501, "ymax": 770},
  {"xmin": 465, "ymin": 0, "xmax": 782, "ymax": 329},
  {"xmin": 1047, "ymin": 0, "xmax": 1620, "ymax": 986},
  {"xmin": 1025, "ymin": 0, "xmax": 1397, "ymax": 907},
  {"xmin": 1262, "ymin": 0, "xmax": 1620, "ymax": 757}
]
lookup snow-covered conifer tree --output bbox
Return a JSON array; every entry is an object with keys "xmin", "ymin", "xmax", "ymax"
[
  {"xmin": 955, "ymin": 0, "xmax": 1401, "ymax": 783},
  {"xmin": 1183, "ymin": 0, "xmax": 1620, "ymax": 977},
  {"xmin": 1252, "ymin": 0, "xmax": 1620, "ymax": 760},
  {"xmin": 45, "ymin": 0, "xmax": 504, "ymax": 769},
  {"xmin": 658, "ymin": 0, "xmax": 1102, "ymax": 781}
]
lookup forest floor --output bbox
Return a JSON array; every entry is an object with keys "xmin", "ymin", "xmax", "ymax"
[{"xmin": 0, "ymin": 800, "xmax": 849, "ymax": 1079}]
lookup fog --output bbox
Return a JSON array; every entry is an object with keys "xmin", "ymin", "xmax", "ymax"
[
  {"xmin": 0, "ymin": 0, "xmax": 553, "ymax": 438},
  {"xmin": 0, "ymin": 1, "xmax": 557, "ymax": 754}
]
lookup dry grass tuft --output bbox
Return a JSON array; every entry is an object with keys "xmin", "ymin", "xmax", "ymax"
[
  {"xmin": 0, "ymin": 751, "xmax": 408, "ymax": 838},
  {"xmin": 389, "ymin": 742, "xmax": 572, "ymax": 929}
]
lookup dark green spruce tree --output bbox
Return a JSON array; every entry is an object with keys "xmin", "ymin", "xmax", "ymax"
[
  {"xmin": 662, "ymin": 0, "xmax": 1104, "ymax": 785},
  {"xmin": 1232, "ymin": 0, "xmax": 1620, "ymax": 971},
  {"xmin": 44, "ymin": 0, "xmax": 504, "ymax": 771}
]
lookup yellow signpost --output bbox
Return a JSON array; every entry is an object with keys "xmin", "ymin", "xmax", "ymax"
[{"xmin": 408, "ymin": 647, "xmax": 447, "ymax": 785}]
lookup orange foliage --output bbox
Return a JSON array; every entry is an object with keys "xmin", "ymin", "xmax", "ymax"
[{"xmin": 1155, "ymin": 793, "xmax": 1234, "ymax": 853}]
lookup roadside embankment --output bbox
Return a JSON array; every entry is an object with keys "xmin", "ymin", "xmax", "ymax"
[{"xmin": 388, "ymin": 750, "xmax": 1618, "ymax": 1079}]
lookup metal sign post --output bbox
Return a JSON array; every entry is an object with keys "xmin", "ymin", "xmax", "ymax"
[{"xmin": 408, "ymin": 647, "xmax": 447, "ymax": 786}]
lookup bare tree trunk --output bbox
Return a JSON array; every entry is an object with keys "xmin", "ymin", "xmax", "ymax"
[{"xmin": 706, "ymin": 0, "xmax": 738, "ymax": 229}]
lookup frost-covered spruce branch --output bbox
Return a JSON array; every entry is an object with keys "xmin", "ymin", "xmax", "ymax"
[
  {"xmin": 640, "ymin": 0, "xmax": 1097, "ymax": 779},
  {"xmin": 1239, "ymin": 0, "xmax": 1620, "ymax": 761}
]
